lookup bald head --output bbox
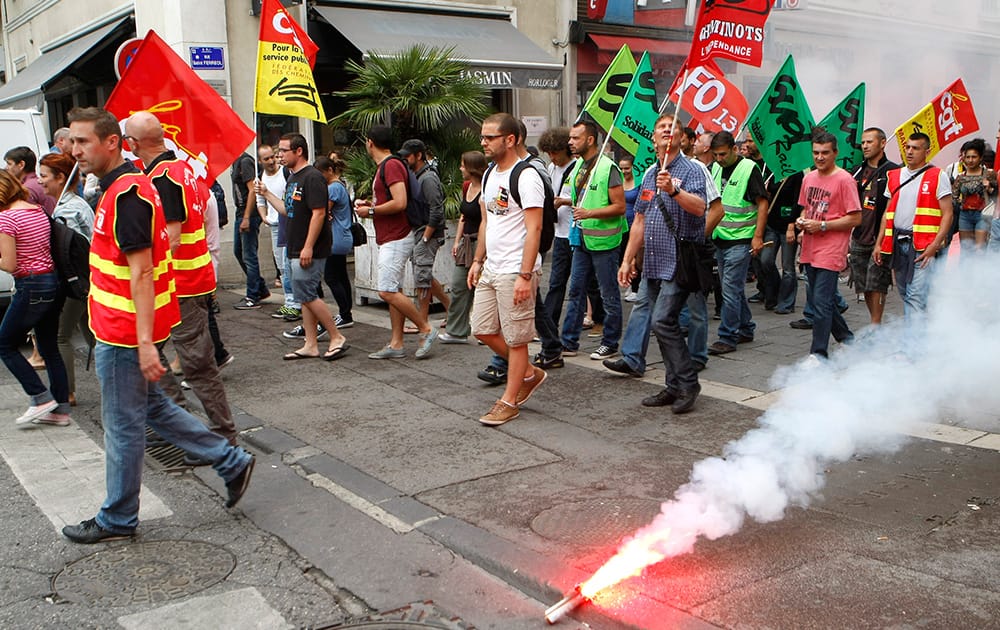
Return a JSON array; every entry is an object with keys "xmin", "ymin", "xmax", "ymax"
[{"xmin": 124, "ymin": 111, "xmax": 166, "ymax": 162}]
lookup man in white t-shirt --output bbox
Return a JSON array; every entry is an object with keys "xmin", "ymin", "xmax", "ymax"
[
  {"xmin": 256, "ymin": 145, "xmax": 296, "ymax": 320},
  {"xmin": 468, "ymin": 113, "xmax": 546, "ymax": 426},
  {"xmin": 538, "ymin": 127, "xmax": 577, "ymax": 337}
]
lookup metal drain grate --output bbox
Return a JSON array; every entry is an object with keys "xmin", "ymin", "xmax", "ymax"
[
  {"xmin": 317, "ymin": 601, "xmax": 473, "ymax": 629},
  {"xmin": 144, "ymin": 426, "xmax": 192, "ymax": 472}
]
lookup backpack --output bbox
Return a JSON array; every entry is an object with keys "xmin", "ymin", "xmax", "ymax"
[
  {"xmin": 483, "ymin": 157, "xmax": 557, "ymax": 254},
  {"xmin": 378, "ymin": 155, "xmax": 430, "ymax": 229},
  {"xmin": 48, "ymin": 216, "xmax": 91, "ymax": 300},
  {"xmin": 210, "ymin": 181, "xmax": 228, "ymax": 228}
]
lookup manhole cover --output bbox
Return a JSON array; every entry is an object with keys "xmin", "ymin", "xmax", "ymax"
[
  {"xmin": 531, "ymin": 497, "xmax": 663, "ymax": 546},
  {"xmin": 54, "ymin": 540, "xmax": 236, "ymax": 605}
]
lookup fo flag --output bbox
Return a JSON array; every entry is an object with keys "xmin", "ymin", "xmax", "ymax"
[
  {"xmin": 580, "ymin": 44, "xmax": 638, "ymax": 150},
  {"xmin": 744, "ymin": 55, "xmax": 816, "ymax": 179},
  {"xmin": 255, "ymin": 0, "xmax": 326, "ymax": 123},
  {"xmin": 611, "ymin": 52, "xmax": 660, "ymax": 177},
  {"xmin": 689, "ymin": 0, "xmax": 774, "ymax": 68},
  {"xmin": 893, "ymin": 78, "xmax": 979, "ymax": 162},
  {"xmin": 106, "ymin": 30, "xmax": 255, "ymax": 186},
  {"xmin": 667, "ymin": 60, "xmax": 748, "ymax": 134},
  {"xmin": 817, "ymin": 83, "xmax": 865, "ymax": 170}
]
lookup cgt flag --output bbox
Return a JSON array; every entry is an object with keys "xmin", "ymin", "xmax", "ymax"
[
  {"xmin": 106, "ymin": 30, "xmax": 255, "ymax": 186},
  {"xmin": 667, "ymin": 59, "xmax": 748, "ymax": 134},
  {"xmin": 255, "ymin": 0, "xmax": 326, "ymax": 123},
  {"xmin": 893, "ymin": 78, "xmax": 979, "ymax": 162},
  {"xmin": 580, "ymin": 44, "xmax": 638, "ymax": 148},
  {"xmin": 744, "ymin": 55, "xmax": 816, "ymax": 180},
  {"xmin": 689, "ymin": 0, "xmax": 774, "ymax": 68},
  {"xmin": 611, "ymin": 52, "xmax": 660, "ymax": 178},
  {"xmin": 817, "ymin": 83, "xmax": 865, "ymax": 170}
]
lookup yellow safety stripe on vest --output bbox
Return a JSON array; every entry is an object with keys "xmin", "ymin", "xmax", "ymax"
[
  {"xmin": 581, "ymin": 226, "xmax": 623, "ymax": 237},
  {"xmin": 89, "ymin": 252, "xmax": 172, "ymax": 281},
  {"xmin": 912, "ymin": 224, "xmax": 939, "ymax": 234},
  {"xmin": 178, "ymin": 226, "xmax": 207, "ymax": 245},
  {"xmin": 171, "ymin": 251, "xmax": 212, "ymax": 270},
  {"xmin": 90, "ymin": 280, "xmax": 177, "ymax": 314}
]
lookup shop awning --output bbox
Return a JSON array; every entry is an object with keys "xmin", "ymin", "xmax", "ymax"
[
  {"xmin": 0, "ymin": 19, "xmax": 128, "ymax": 109},
  {"xmin": 588, "ymin": 33, "xmax": 690, "ymax": 64},
  {"xmin": 314, "ymin": 5, "xmax": 563, "ymax": 90}
]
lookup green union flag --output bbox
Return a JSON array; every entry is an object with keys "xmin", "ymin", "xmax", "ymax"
[
  {"xmin": 818, "ymin": 83, "xmax": 865, "ymax": 169},
  {"xmin": 580, "ymin": 44, "xmax": 637, "ymax": 147},
  {"xmin": 611, "ymin": 52, "xmax": 659, "ymax": 176},
  {"xmin": 745, "ymin": 55, "xmax": 816, "ymax": 179}
]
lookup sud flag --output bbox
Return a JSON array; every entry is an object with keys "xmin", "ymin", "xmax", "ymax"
[
  {"xmin": 667, "ymin": 59, "xmax": 748, "ymax": 134},
  {"xmin": 817, "ymin": 83, "xmax": 865, "ymax": 170},
  {"xmin": 255, "ymin": 0, "xmax": 326, "ymax": 123},
  {"xmin": 743, "ymin": 55, "xmax": 816, "ymax": 180},
  {"xmin": 689, "ymin": 0, "xmax": 774, "ymax": 68},
  {"xmin": 579, "ymin": 44, "xmax": 638, "ymax": 150},
  {"xmin": 893, "ymin": 78, "xmax": 979, "ymax": 162},
  {"xmin": 610, "ymin": 52, "xmax": 660, "ymax": 178},
  {"xmin": 105, "ymin": 30, "xmax": 255, "ymax": 186}
]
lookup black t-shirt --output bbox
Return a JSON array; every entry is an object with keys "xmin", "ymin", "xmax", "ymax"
[
  {"xmin": 851, "ymin": 158, "xmax": 898, "ymax": 247},
  {"xmin": 231, "ymin": 153, "xmax": 255, "ymax": 218},
  {"xmin": 766, "ymin": 171, "xmax": 804, "ymax": 232},
  {"xmin": 284, "ymin": 165, "xmax": 331, "ymax": 259},
  {"xmin": 98, "ymin": 162, "xmax": 156, "ymax": 253},
  {"xmin": 460, "ymin": 190, "xmax": 481, "ymax": 235},
  {"xmin": 146, "ymin": 151, "xmax": 185, "ymax": 223}
]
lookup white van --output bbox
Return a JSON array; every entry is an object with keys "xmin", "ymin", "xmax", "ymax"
[{"xmin": 0, "ymin": 108, "xmax": 49, "ymax": 312}]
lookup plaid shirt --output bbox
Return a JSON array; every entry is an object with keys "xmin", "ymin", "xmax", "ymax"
[{"xmin": 634, "ymin": 152, "xmax": 707, "ymax": 281}]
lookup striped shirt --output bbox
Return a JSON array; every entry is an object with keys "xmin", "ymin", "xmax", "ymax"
[
  {"xmin": 634, "ymin": 152, "xmax": 706, "ymax": 281},
  {"xmin": 0, "ymin": 205, "xmax": 54, "ymax": 277}
]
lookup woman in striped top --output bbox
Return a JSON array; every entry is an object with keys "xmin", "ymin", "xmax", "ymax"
[{"xmin": 0, "ymin": 168, "xmax": 71, "ymax": 427}]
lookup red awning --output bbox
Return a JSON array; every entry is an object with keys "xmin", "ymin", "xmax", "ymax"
[{"xmin": 587, "ymin": 34, "xmax": 689, "ymax": 64}]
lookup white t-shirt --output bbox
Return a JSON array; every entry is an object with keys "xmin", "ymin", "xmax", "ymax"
[
  {"xmin": 549, "ymin": 159, "xmax": 576, "ymax": 238},
  {"xmin": 483, "ymin": 161, "xmax": 545, "ymax": 274},
  {"xmin": 259, "ymin": 168, "xmax": 288, "ymax": 226},
  {"xmin": 690, "ymin": 157, "xmax": 721, "ymax": 204},
  {"xmin": 883, "ymin": 166, "xmax": 950, "ymax": 230}
]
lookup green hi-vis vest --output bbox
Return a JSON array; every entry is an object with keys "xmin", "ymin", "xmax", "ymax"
[
  {"xmin": 711, "ymin": 157, "xmax": 759, "ymax": 241},
  {"xmin": 568, "ymin": 154, "xmax": 626, "ymax": 251}
]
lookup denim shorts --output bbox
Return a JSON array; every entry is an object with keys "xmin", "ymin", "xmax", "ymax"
[
  {"xmin": 290, "ymin": 257, "xmax": 325, "ymax": 303},
  {"xmin": 377, "ymin": 234, "xmax": 414, "ymax": 293},
  {"xmin": 958, "ymin": 209, "xmax": 992, "ymax": 232}
]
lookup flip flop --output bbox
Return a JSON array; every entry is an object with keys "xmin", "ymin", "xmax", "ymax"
[
  {"xmin": 323, "ymin": 344, "xmax": 351, "ymax": 361},
  {"xmin": 283, "ymin": 350, "xmax": 319, "ymax": 361}
]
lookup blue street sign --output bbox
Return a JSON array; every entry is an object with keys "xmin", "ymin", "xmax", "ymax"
[{"xmin": 190, "ymin": 46, "xmax": 225, "ymax": 70}]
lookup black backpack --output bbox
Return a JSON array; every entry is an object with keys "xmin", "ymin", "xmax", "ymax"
[
  {"xmin": 484, "ymin": 158, "xmax": 558, "ymax": 254},
  {"xmin": 210, "ymin": 181, "xmax": 228, "ymax": 228},
  {"xmin": 378, "ymin": 155, "xmax": 430, "ymax": 229},
  {"xmin": 48, "ymin": 216, "xmax": 91, "ymax": 300}
]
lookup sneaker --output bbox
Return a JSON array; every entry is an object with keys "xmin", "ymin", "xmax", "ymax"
[
  {"xmin": 32, "ymin": 412, "xmax": 71, "ymax": 427},
  {"xmin": 439, "ymin": 332, "xmax": 469, "ymax": 344},
  {"xmin": 217, "ymin": 354, "xmax": 235, "ymax": 369},
  {"xmin": 369, "ymin": 345, "xmax": 406, "ymax": 359},
  {"xmin": 415, "ymin": 328, "xmax": 438, "ymax": 360},
  {"xmin": 180, "ymin": 380, "xmax": 191, "ymax": 390},
  {"xmin": 642, "ymin": 388, "xmax": 678, "ymax": 407},
  {"xmin": 334, "ymin": 314, "xmax": 354, "ymax": 329},
  {"xmin": 624, "ymin": 290, "xmax": 639, "ymax": 303},
  {"xmin": 774, "ymin": 307, "xmax": 793, "ymax": 315},
  {"xmin": 479, "ymin": 399, "xmax": 519, "ymax": 426},
  {"xmin": 15, "ymin": 400, "xmax": 58, "ymax": 425},
  {"xmin": 532, "ymin": 353, "xmax": 564, "ymax": 369},
  {"xmin": 671, "ymin": 384, "xmax": 701, "ymax": 414},
  {"xmin": 590, "ymin": 345, "xmax": 618, "ymax": 360},
  {"xmin": 225, "ymin": 456, "xmax": 255, "ymax": 508},
  {"xmin": 271, "ymin": 306, "xmax": 291, "ymax": 319},
  {"xmin": 477, "ymin": 365, "xmax": 507, "ymax": 385},
  {"xmin": 282, "ymin": 308, "xmax": 302, "ymax": 322},
  {"xmin": 283, "ymin": 324, "xmax": 327, "ymax": 340},
  {"xmin": 748, "ymin": 292, "xmax": 763, "ymax": 303},
  {"xmin": 561, "ymin": 347, "xmax": 578, "ymax": 357},
  {"xmin": 234, "ymin": 297, "xmax": 262, "ymax": 310},
  {"xmin": 587, "ymin": 324, "xmax": 605, "ymax": 338},
  {"xmin": 789, "ymin": 318, "xmax": 813, "ymax": 330},
  {"xmin": 515, "ymin": 366, "xmax": 547, "ymax": 405},
  {"xmin": 62, "ymin": 517, "xmax": 135, "ymax": 544},
  {"xmin": 603, "ymin": 358, "xmax": 642, "ymax": 377},
  {"xmin": 581, "ymin": 316, "xmax": 594, "ymax": 330},
  {"xmin": 708, "ymin": 341, "xmax": 737, "ymax": 355}
]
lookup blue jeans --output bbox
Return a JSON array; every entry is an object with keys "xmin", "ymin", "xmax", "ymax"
[
  {"xmin": 777, "ymin": 235, "xmax": 799, "ymax": 312},
  {"xmin": 805, "ymin": 265, "xmax": 853, "ymax": 357},
  {"xmin": 894, "ymin": 241, "xmax": 934, "ymax": 320},
  {"xmin": 561, "ymin": 245, "xmax": 622, "ymax": 351},
  {"xmin": 94, "ymin": 342, "xmax": 251, "ymax": 533},
  {"xmin": 0, "ymin": 272, "xmax": 69, "ymax": 413},
  {"xmin": 686, "ymin": 291, "xmax": 709, "ymax": 366},
  {"xmin": 234, "ymin": 213, "xmax": 268, "ymax": 300},
  {"xmin": 620, "ymin": 281, "xmax": 651, "ymax": 373},
  {"xmin": 715, "ymin": 243, "xmax": 755, "ymax": 345},
  {"xmin": 543, "ymin": 237, "xmax": 572, "ymax": 326},
  {"xmin": 990, "ymin": 219, "xmax": 1000, "ymax": 253},
  {"xmin": 802, "ymin": 270, "xmax": 847, "ymax": 323},
  {"xmin": 647, "ymin": 278, "xmax": 699, "ymax": 393}
]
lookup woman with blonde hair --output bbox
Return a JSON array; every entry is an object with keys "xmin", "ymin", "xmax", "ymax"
[{"xmin": 0, "ymin": 168, "xmax": 71, "ymax": 426}]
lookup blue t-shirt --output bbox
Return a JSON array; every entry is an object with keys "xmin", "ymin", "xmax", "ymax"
[{"xmin": 328, "ymin": 180, "xmax": 353, "ymax": 255}]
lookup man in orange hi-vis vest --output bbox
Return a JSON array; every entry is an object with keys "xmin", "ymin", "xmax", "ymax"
[
  {"xmin": 61, "ymin": 107, "xmax": 254, "ymax": 545},
  {"xmin": 125, "ymin": 110, "xmax": 239, "ymax": 464}
]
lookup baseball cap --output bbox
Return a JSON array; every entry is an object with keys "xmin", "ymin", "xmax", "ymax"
[{"xmin": 398, "ymin": 139, "xmax": 426, "ymax": 157}]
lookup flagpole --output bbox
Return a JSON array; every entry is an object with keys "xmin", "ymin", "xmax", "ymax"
[{"xmin": 661, "ymin": 67, "xmax": 690, "ymax": 171}]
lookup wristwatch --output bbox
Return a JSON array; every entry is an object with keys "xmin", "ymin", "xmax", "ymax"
[
  {"xmin": 668, "ymin": 188, "xmax": 681, "ymax": 198},
  {"xmin": 518, "ymin": 272, "xmax": 533, "ymax": 281},
  {"xmin": 820, "ymin": 220, "xmax": 827, "ymax": 232}
]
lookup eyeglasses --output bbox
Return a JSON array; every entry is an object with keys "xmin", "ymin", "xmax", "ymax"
[
  {"xmin": 276, "ymin": 147, "xmax": 291, "ymax": 153},
  {"xmin": 479, "ymin": 134, "xmax": 506, "ymax": 142},
  {"xmin": 122, "ymin": 135, "xmax": 137, "ymax": 145}
]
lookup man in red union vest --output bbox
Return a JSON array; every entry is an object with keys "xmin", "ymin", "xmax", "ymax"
[
  {"xmin": 62, "ymin": 107, "xmax": 254, "ymax": 545},
  {"xmin": 125, "ymin": 111, "xmax": 239, "ymax": 462},
  {"xmin": 874, "ymin": 132, "xmax": 954, "ymax": 319}
]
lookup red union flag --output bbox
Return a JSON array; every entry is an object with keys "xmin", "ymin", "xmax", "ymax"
[
  {"xmin": 668, "ymin": 60, "xmax": 748, "ymax": 134},
  {"xmin": 893, "ymin": 78, "xmax": 980, "ymax": 162},
  {"xmin": 106, "ymin": 30, "xmax": 255, "ymax": 185},
  {"xmin": 587, "ymin": 0, "xmax": 609, "ymax": 20},
  {"xmin": 689, "ymin": 0, "xmax": 774, "ymax": 67}
]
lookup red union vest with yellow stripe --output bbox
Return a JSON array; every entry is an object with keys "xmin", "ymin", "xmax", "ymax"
[
  {"xmin": 89, "ymin": 170, "xmax": 179, "ymax": 347},
  {"xmin": 147, "ymin": 157, "xmax": 215, "ymax": 297},
  {"xmin": 879, "ymin": 167, "xmax": 944, "ymax": 255}
]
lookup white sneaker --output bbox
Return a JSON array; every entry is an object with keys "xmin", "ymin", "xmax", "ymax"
[
  {"xmin": 32, "ymin": 412, "xmax": 71, "ymax": 427},
  {"xmin": 438, "ymin": 332, "xmax": 469, "ymax": 344},
  {"xmin": 624, "ymin": 290, "xmax": 639, "ymax": 302},
  {"xmin": 15, "ymin": 400, "xmax": 58, "ymax": 425}
]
